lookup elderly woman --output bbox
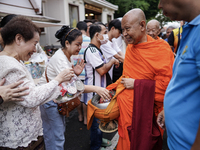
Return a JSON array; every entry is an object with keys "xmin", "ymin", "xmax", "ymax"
[{"xmin": 0, "ymin": 16, "xmax": 74, "ymax": 149}]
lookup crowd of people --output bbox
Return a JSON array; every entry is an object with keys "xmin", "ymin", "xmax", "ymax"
[{"xmin": 0, "ymin": 0, "xmax": 200, "ymax": 150}]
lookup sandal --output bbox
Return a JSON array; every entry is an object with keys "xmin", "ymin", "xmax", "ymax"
[{"xmin": 101, "ymin": 138, "xmax": 112, "ymax": 147}]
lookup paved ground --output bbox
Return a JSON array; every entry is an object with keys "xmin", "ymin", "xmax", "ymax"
[
  {"xmin": 64, "ymin": 108, "xmax": 168, "ymax": 150},
  {"xmin": 64, "ymin": 108, "xmax": 118, "ymax": 150}
]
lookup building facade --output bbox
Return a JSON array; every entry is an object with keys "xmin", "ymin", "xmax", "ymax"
[{"xmin": 0, "ymin": 0, "xmax": 118, "ymax": 47}]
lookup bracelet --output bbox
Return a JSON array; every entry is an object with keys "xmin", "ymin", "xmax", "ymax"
[{"xmin": 0, "ymin": 95, "xmax": 4, "ymax": 105}]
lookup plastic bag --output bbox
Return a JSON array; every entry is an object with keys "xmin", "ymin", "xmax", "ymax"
[
  {"xmin": 55, "ymin": 75, "xmax": 85, "ymax": 103},
  {"xmin": 25, "ymin": 62, "xmax": 44, "ymax": 79}
]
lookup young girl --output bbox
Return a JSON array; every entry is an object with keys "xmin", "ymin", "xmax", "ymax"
[{"xmin": 39, "ymin": 26, "xmax": 110, "ymax": 150}]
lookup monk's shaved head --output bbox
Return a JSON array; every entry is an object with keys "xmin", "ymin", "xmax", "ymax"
[
  {"xmin": 121, "ymin": 8, "xmax": 147, "ymax": 45},
  {"xmin": 146, "ymin": 19, "xmax": 161, "ymax": 39},
  {"xmin": 123, "ymin": 8, "xmax": 146, "ymax": 24},
  {"xmin": 147, "ymin": 19, "xmax": 160, "ymax": 29}
]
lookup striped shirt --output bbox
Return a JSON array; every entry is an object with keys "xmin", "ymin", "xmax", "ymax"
[{"xmin": 83, "ymin": 44, "xmax": 108, "ymax": 104}]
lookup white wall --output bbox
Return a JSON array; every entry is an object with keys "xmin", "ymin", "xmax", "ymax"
[
  {"xmin": 101, "ymin": 8, "xmax": 114, "ymax": 24},
  {"xmin": 40, "ymin": 0, "xmax": 86, "ymax": 46},
  {"xmin": 39, "ymin": 0, "xmax": 116, "ymax": 46},
  {"xmin": 68, "ymin": 0, "xmax": 85, "ymax": 22},
  {"xmin": 40, "ymin": 0, "xmax": 67, "ymax": 46}
]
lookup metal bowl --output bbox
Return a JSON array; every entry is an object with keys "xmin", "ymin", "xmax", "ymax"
[{"xmin": 91, "ymin": 94, "xmax": 110, "ymax": 109}]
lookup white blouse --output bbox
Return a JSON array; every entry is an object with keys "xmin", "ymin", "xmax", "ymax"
[
  {"xmin": 39, "ymin": 48, "xmax": 73, "ymax": 84},
  {"xmin": 0, "ymin": 55, "xmax": 61, "ymax": 148}
]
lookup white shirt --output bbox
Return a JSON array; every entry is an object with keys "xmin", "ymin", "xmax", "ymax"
[
  {"xmin": 0, "ymin": 55, "xmax": 60, "ymax": 148},
  {"xmin": 112, "ymin": 35, "xmax": 127, "ymax": 54},
  {"xmin": 39, "ymin": 49, "xmax": 73, "ymax": 84},
  {"xmin": 100, "ymin": 39, "xmax": 121, "ymax": 79}
]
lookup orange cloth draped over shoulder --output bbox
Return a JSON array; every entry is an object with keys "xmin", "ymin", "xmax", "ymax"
[{"xmin": 107, "ymin": 35, "xmax": 174, "ymax": 150}]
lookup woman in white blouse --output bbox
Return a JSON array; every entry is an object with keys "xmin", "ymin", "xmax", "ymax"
[
  {"xmin": 39, "ymin": 25, "xmax": 111, "ymax": 150},
  {"xmin": 0, "ymin": 16, "xmax": 74, "ymax": 149}
]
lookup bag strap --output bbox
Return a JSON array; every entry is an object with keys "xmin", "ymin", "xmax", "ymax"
[
  {"xmin": 83, "ymin": 44, "xmax": 91, "ymax": 63},
  {"xmin": 45, "ymin": 67, "xmax": 49, "ymax": 83}
]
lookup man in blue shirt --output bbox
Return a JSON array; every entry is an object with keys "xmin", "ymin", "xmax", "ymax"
[{"xmin": 157, "ymin": 0, "xmax": 200, "ymax": 150}]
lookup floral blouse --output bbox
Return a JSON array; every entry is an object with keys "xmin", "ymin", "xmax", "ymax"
[{"xmin": 0, "ymin": 56, "xmax": 61, "ymax": 148}]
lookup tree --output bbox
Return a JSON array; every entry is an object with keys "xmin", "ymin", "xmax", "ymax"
[
  {"xmin": 107, "ymin": 0, "xmax": 160, "ymax": 20},
  {"xmin": 144, "ymin": 0, "xmax": 159, "ymax": 19},
  {"xmin": 155, "ymin": 10, "xmax": 172, "ymax": 28}
]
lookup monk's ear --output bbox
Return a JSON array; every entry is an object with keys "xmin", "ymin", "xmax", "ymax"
[
  {"xmin": 140, "ymin": 20, "xmax": 146, "ymax": 32},
  {"xmin": 157, "ymin": 28, "xmax": 161, "ymax": 35}
]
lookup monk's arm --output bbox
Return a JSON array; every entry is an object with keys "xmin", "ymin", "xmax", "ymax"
[
  {"xmin": 154, "ymin": 53, "xmax": 174, "ymax": 115},
  {"xmin": 96, "ymin": 59, "xmax": 119, "ymax": 76},
  {"xmin": 191, "ymin": 122, "xmax": 200, "ymax": 150}
]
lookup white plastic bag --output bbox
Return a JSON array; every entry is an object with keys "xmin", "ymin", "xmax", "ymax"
[{"xmin": 55, "ymin": 75, "xmax": 85, "ymax": 103}]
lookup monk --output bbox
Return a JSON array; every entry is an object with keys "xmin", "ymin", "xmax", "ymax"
[
  {"xmin": 147, "ymin": 19, "xmax": 161, "ymax": 40},
  {"xmin": 107, "ymin": 8, "xmax": 174, "ymax": 150}
]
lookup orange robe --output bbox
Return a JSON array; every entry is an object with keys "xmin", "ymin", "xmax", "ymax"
[{"xmin": 107, "ymin": 35, "xmax": 174, "ymax": 150}]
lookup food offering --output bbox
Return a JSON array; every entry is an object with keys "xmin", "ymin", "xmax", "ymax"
[
  {"xmin": 76, "ymin": 80, "xmax": 85, "ymax": 91},
  {"xmin": 91, "ymin": 90, "xmax": 115, "ymax": 109},
  {"xmin": 66, "ymin": 85, "xmax": 77, "ymax": 98},
  {"xmin": 55, "ymin": 75, "xmax": 84, "ymax": 103},
  {"xmin": 90, "ymin": 90, "xmax": 118, "ymax": 133}
]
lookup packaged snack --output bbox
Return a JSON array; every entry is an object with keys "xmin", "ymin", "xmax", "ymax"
[
  {"xmin": 76, "ymin": 80, "xmax": 84, "ymax": 91},
  {"xmin": 91, "ymin": 90, "xmax": 116, "ymax": 109},
  {"xmin": 55, "ymin": 75, "xmax": 84, "ymax": 103},
  {"xmin": 99, "ymin": 90, "xmax": 115, "ymax": 103}
]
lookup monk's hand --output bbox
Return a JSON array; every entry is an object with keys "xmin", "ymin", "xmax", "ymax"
[
  {"xmin": 157, "ymin": 110, "xmax": 165, "ymax": 130},
  {"xmin": 121, "ymin": 78, "xmax": 135, "ymax": 89},
  {"xmin": 94, "ymin": 87, "xmax": 111, "ymax": 101}
]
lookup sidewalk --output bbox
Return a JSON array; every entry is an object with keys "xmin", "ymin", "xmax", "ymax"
[{"xmin": 64, "ymin": 109, "xmax": 118, "ymax": 150}]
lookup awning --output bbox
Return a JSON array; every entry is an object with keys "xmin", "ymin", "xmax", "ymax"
[
  {"xmin": 0, "ymin": 10, "xmax": 62, "ymax": 28},
  {"xmin": 84, "ymin": 0, "xmax": 118, "ymax": 11},
  {"xmin": 33, "ymin": 20, "xmax": 65, "ymax": 28}
]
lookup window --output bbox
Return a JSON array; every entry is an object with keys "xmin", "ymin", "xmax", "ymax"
[
  {"xmin": 107, "ymin": 15, "xmax": 111, "ymax": 23},
  {"xmin": 69, "ymin": 4, "xmax": 79, "ymax": 28}
]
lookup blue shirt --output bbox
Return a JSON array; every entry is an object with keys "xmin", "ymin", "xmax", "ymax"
[{"xmin": 164, "ymin": 14, "xmax": 200, "ymax": 150}]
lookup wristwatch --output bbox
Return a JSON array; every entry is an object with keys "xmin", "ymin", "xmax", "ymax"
[{"xmin": 0, "ymin": 95, "xmax": 4, "ymax": 105}]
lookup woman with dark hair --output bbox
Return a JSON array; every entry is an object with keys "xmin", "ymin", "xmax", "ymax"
[
  {"xmin": 0, "ymin": 16, "xmax": 74, "ymax": 149},
  {"xmin": 0, "ymin": 14, "xmax": 17, "ymax": 51},
  {"xmin": 39, "ymin": 25, "xmax": 111, "ymax": 150}
]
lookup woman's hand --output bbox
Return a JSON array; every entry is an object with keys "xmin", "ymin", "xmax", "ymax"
[
  {"xmin": 73, "ymin": 59, "xmax": 85, "ymax": 76},
  {"xmin": 55, "ymin": 68, "xmax": 74, "ymax": 84},
  {"xmin": 95, "ymin": 87, "xmax": 111, "ymax": 101},
  {"xmin": 121, "ymin": 78, "xmax": 135, "ymax": 89},
  {"xmin": 0, "ymin": 78, "xmax": 29, "ymax": 103}
]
